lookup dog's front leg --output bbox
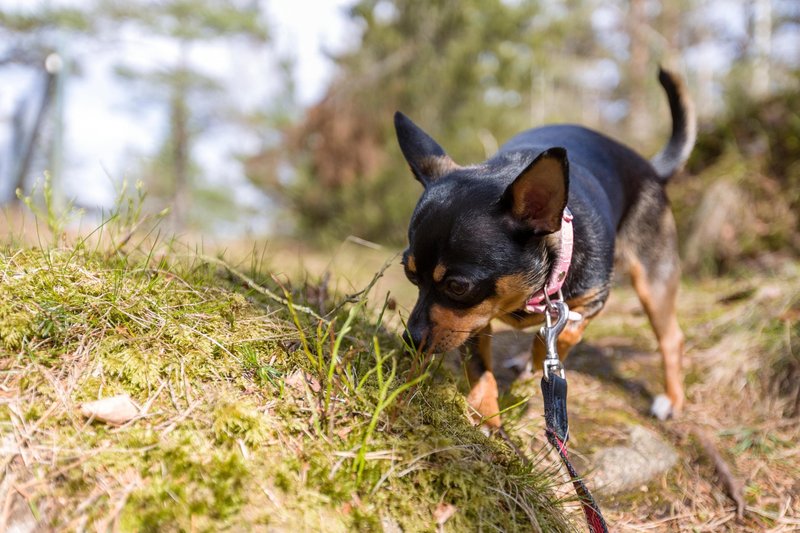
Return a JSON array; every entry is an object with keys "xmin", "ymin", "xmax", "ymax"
[{"xmin": 460, "ymin": 324, "xmax": 501, "ymax": 429}]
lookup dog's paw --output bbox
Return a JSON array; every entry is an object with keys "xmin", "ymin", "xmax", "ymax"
[{"xmin": 650, "ymin": 394, "xmax": 673, "ymax": 421}]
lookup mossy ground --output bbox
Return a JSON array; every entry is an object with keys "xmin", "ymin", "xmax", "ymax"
[
  {"xmin": 264, "ymin": 240, "xmax": 800, "ymax": 532},
  {"xmin": 0, "ymin": 234, "xmax": 571, "ymax": 531}
]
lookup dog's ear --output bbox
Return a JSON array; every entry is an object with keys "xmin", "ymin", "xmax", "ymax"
[
  {"xmin": 394, "ymin": 111, "xmax": 459, "ymax": 187},
  {"xmin": 503, "ymin": 148, "xmax": 569, "ymax": 234}
]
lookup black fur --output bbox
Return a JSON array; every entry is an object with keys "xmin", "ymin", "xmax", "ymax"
[{"xmin": 397, "ymin": 68, "xmax": 694, "ymax": 355}]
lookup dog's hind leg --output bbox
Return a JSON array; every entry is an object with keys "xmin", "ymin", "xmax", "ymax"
[
  {"xmin": 625, "ymin": 208, "xmax": 686, "ymax": 420},
  {"xmin": 461, "ymin": 324, "xmax": 501, "ymax": 429}
]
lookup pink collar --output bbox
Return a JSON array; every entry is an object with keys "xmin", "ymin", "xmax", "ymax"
[{"xmin": 524, "ymin": 208, "xmax": 574, "ymax": 314}]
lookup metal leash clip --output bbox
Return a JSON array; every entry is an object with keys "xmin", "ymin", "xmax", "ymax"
[
  {"xmin": 540, "ymin": 290, "xmax": 569, "ymax": 381},
  {"xmin": 539, "ymin": 291, "xmax": 608, "ymax": 532}
]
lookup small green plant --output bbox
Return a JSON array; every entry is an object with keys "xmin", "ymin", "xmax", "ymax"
[
  {"xmin": 283, "ymin": 288, "xmax": 432, "ymax": 468},
  {"xmin": 352, "ymin": 336, "xmax": 429, "ymax": 482},
  {"xmin": 17, "ymin": 171, "xmax": 84, "ymax": 247},
  {"xmin": 721, "ymin": 426, "xmax": 791, "ymax": 457}
]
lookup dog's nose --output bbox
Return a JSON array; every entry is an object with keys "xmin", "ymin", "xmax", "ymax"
[
  {"xmin": 404, "ymin": 301, "xmax": 430, "ymax": 352},
  {"xmin": 402, "ymin": 329, "xmax": 425, "ymax": 352},
  {"xmin": 402, "ymin": 330, "xmax": 416, "ymax": 350}
]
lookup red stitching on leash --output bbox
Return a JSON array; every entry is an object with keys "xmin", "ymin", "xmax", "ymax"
[{"xmin": 546, "ymin": 428, "xmax": 608, "ymax": 533}]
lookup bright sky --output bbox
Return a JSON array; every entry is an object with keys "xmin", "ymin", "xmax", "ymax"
[{"xmin": 0, "ymin": 0, "xmax": 356, "ymax": 225}]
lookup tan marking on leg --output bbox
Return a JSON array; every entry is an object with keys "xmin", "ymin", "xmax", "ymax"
[
  {"xmin": 459, "ymin": 324, "xmax": 500, "ymax": 428},
  {"xmin": 557, "ymin": 319, "xmax": 590, "ymax": 354},
  {"xmin": 466, "ymin": 372, "xmax": 501, "ymax": 428},
  {"xmin": 532, "ymin": 335, "xmax": 547, "ymax": 371},
  {"xmin": 630, "ymin": 259, "xmax": 685, "ymax": 415},
  {"xmin": 432, "ymin": 263, "xmax": 447, "ymax": 283},
  {"xmin": 566, "ymin": 286, "xmax": 606, "ymax": 311}
]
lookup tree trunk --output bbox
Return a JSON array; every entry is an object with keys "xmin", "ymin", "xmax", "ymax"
[
  {"xmin": 659, "ymin": 0, "xmax": 681, "ymax": 51},
  {"xmin": 750, "ymin": 0, "xmax": 772, "ymax": 98},
  {"xmin": 627, "ymin": 0, "xmax": 649, "ymax": 139},
  {"xmin": 171, "ymin": 44, "xmax": 191, "ymax": 227},
  {"xmin": 8, "ymin": 68, "xmax": 57, "ymax": 204}
]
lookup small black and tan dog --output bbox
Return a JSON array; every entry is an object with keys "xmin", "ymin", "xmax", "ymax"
[{"xmin": 396, "ymin": 68, "xmax": 695, "ymax": 427}]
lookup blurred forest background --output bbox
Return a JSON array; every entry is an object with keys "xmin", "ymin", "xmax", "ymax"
[{"xmin": 1, "ymin": 0, "xmax": 799, "ymax": 270}]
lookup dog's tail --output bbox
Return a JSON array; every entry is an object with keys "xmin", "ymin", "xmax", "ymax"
[{"xmin": 650, "ymin": 67, "xmax": 696, "ymax": 181}]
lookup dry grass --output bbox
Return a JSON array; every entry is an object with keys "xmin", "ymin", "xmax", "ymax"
[{"xmin": 558, "ymin": 267, "xmax": 800, "ymax": 532}]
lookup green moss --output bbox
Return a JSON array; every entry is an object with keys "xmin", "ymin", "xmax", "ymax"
[
  {"xmin": 116, "ymin": 433, "xmax": 251, "ymax": 531},
  {"xmin": 0, "ymin": 246, "xmax": 571, "ymax": 531},
  {"xmin": 212, "ymin": 400, "xmax": 271, "ymax": 446}
]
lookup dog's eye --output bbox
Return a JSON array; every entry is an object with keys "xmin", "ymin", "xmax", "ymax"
[
  {"xmin": 445, "ymin": 279, "xmax": 469, "ymax": 297},
  {"xmin": 405, "ymin": 269, "xmax": 419, "ymax": 286}
]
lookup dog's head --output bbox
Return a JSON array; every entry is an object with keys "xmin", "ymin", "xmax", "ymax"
[{"xmin": 394, "ymin": 112, "xmax": 570, "ymax": 352}]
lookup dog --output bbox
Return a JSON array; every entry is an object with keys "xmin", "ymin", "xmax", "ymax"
[{"xmin": 396, "ymin": 67, "xmax": 696, "ymax": 427}]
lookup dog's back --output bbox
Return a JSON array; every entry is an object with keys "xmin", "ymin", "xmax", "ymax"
[
  {"xmin": 498, "ymin": 68, "xmax": 696, "ymax": 234},
  {"xmin": 499, "ymin": 125, "xmax": 657, "ymax": 231}
]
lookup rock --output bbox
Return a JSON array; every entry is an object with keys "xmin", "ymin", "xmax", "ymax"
[
  {"xmin": 590, "ymin": 425, "xmax": 677, "ymax": 495},
  {"xmin": 80, "ymin": 394, "xmax": 140, "ymax": 426}
]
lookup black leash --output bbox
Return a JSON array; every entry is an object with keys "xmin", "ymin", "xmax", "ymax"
[{"xmin": 539, "ymin": 301, "xmax": 608, "ymax": 533}]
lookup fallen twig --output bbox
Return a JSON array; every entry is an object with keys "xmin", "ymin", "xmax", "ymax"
[
  {"xmin": 692, "ymin": 427, "xmax": 746, "ymax": 519},
  {"xmin": 195, "ymin": 254, "xmax": 326, "ymax": 322}
]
